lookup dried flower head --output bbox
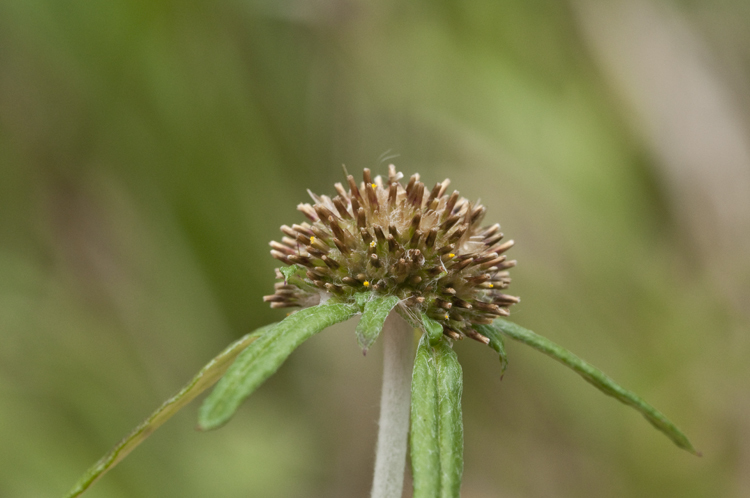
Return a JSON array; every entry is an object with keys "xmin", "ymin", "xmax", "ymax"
[{"xmin": 264, "ymin": 165, "xmax": 519, "ymax": 344}]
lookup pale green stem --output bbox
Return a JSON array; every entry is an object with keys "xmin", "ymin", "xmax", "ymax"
[{"xmin": 370, "ymin": 311, "xmax": 415, "ymax": 498}]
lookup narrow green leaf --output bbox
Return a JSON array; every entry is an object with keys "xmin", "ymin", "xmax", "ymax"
[
  {"xmin": 356, "ymin": 295, "xmax": 400, "ymax": 353},
  {"xmin": 436, "ymin": 341, "xmax": 463, "ymax": 497},
  {"xmin": 198, "ymin": 303, "xmax": 357, "ymax": 430},
  {"xmin": 491, "ymin": 318, "xmax": 698, "ymax": 455},
  {"xmin": 421, "ymin": 314, "xmax": 444, "ymax": 345},
  {"xmin": 64, "ymin": 324, "xmax": 275, "ymax": 498},
  {"xmin": 475, "ymin": 324, "xmax": 508, "ymax": 375},
  {"xmin": 411, "ymin": 336, "xmax": 464, "ymax": 498},
  {"xmin": 410, "ymin": 335, "xmax": 440, "ymax": 498}
]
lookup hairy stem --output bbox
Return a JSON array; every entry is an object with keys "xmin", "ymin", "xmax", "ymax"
[{"xmin": 371, "ymin": 312, "xmax": 415, "ymax": 498}]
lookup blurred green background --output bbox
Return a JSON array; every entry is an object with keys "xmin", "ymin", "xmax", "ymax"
[{"xmin": 2, "ymin": 0, "xmax": 749, "ymax": 497}]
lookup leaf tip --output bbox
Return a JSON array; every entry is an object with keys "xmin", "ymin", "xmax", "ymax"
[
  {"xmin": 356, "ymin": 332, "xmax": 377, "ymax": 354},
  {"xmin": 196, "ymin": 409, "xmax": 226, "ymax": 432},
  {"xmin": 196, "ymin": 419, "xmax": 223, "ymax": 432},
  {"xmin": 199, "ymin": 405, "xmax": 232, "ymax": 430},
  {"xmin": 681, "ymin": 440, "xmax": 701, "ymax": 457}
]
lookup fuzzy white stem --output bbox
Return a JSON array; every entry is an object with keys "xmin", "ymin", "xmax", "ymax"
[{"xmin": 370, "ymin": 312, "xmax": 415, "ymax": 498}]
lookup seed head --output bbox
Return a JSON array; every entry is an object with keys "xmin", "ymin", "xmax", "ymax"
[{"xmin": 263, "ymin": 165, "xmax": 519, "ymax": 344}]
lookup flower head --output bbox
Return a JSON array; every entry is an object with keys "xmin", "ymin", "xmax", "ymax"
[{"xmin": 264, "ymin": 165, "xmax": 519, "ymax": 344}]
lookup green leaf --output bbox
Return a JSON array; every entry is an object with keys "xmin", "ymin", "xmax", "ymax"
[
  {"xmin": 198, "ymin": 303, "xmax": 357, "ymax": 430},
  {"xmin": 491, "ymin": 318, "xmax": 699, "ymax": 455},
  {"xmin": 410, "ymin": 336, "xmax": 440, "ymax": 498},
  {"xmin": 474, "ymin": 324, "xmax": 508, "ymax": 376},
  {"xmin": 356, "ymin": 295, "xmax": 400, "ymax": 353},
  {"xmin": 421, "ymin": 314, "xmax": 444, "ymax": 345},
  {"xmin": 64, "ymin": 323, "xmax": 275, "ymax": 498},
  {"xmin": 353, "ymin": 290, "xmax": 372, "ymax": 310},
  {"xmin": 278, "ymin": 264, "xmax": 307, "ymax": 287},
  {"xmin": 436, "ymin": 341, "xmax": 464, "ymax": 497},
  {"xmin": 278, "ymin": 264, "xmax": 302, "ymax": 281},
  {"xmin": 411, "ymin": 335, "xmax": 464, "ymax": 498}
]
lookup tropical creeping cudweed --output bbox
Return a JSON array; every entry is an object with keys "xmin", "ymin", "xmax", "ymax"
[{"xmin": 65, "ymin": 166, "xmax": 698, "ymax": 498}]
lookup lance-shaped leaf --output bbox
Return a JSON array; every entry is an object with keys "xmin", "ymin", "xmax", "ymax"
[
  {"xmin": 356, "ymin": 295, "xmax": 400, "ymax": 353},
  {"xmin": 199, "ymin": 303, "xmax": 358, "ymax": 430},
  {"xmin": 411, "ymin": 336, "xmax": 440, "ymax": 498},
  {"xmin": 65, "ymin": 323, "xmax": 276, "ymax": 498},
  {"xmin": 491, "ymin": 318, "xmax": 698, "ymax": 455},
  {"xmin": 436, "ymin": 341, "xmax": 464, "ymax": 497},
  {"xmin": 411, "ymin": 335, "xmax": 464, "ymax": 498},
  {"xmin": 474, "ymin": 323, "xmax": 509, "ymax": 376}
]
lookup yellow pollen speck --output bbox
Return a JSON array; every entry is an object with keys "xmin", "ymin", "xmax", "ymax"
[
  {"xmin": 489, "ymin": 283, "xmax": 494, "ymax": 288},
  {"xmin": 449, "ymin": 253, "xmax": 455, "ymax": 258},
  {"xmin": 371, "ymin": 183, "xmax": 377, "ymax": 189},
  {"xmin": 370, "ymin": 241, "xmax": 377, "ymax": 248},
  {"xmin": 444, "ymin": 314, "xmax": 449, "ymax": 320},
  {"xmin": 363, "ymin": 281, "xmax": 370, "ymax": 287},
  {"xmin": 310, "ymin": 236, "xmax": 316, "ymax": 244}
]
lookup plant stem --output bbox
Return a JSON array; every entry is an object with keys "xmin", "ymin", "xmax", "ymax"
[{"xmin": 371, "ymin": 312, "xmax": 415, "ymax": 498}]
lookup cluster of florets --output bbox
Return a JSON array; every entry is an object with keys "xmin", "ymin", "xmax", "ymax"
[{"xmin": 263, "ymin": 165, "xmax": 519, "ymax": 344}]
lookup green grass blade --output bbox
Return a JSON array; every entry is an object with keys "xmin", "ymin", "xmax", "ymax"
[
  {"xmin": 64, "ymin": 323, "xmax": 275, "ymax": 498},
  {"xmin": 475, "ymin": 324, "xmax": 509, "ymax": 376},
  {"xmin": 356, "ymin": 295, "xmax": 400, "ymax": 353},
  {"xmin": 198, "ymin": 303, "xmax": 357, "ymax": 430},
  {"xmin": 411, "ymin": 336, "xmax": 464, "ymax": 498},
  {"xmin": 491, "ymin": 318, "xmax": 698, "ymax": 455}
]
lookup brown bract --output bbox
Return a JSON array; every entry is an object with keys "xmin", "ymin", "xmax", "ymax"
[{"xmin": 263, "ymin": 165, "xmax": 519, "ymax": 343}]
